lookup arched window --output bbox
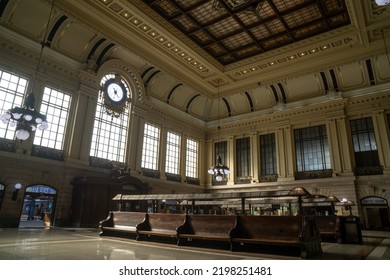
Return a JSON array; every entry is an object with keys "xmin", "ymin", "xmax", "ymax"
[{"xmin": 90, "ymin": 74, "xmax": 130, "ymax": 163}]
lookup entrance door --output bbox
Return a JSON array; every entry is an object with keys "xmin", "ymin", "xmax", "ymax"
[
  {"xmin": 366, "ymin": 207, "xmax": 383, "ymax": 229},
  {"xmin": 361, "ymin": 196, "xmax": 389, "ymax": 230},
  {"xmin": 19, "ymin": 185, "xmax": 57, "ymax": 228}
]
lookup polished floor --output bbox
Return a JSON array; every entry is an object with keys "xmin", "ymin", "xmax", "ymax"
[{"xmin": 0, "ymin": 220, "xmax": 389, "ymax": 260}]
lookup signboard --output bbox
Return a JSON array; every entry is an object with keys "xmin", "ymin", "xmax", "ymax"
[
  {"xmin": 361, "ymin": 196, "xmax": 387, "ymax": 205},
  {"xmin": 26, "ymin": 185, "xmax": 57, "ymax": 195}
]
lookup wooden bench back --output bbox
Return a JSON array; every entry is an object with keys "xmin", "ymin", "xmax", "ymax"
[
  {"xmin": 233, "ymin": 215, "xmax": 303, "ymax": 240},
  {"xmin": 112, "ymin": 211, "xmax": 147, "ymax": 227},
  {"xmin": 185, "ymin": 214, "xmax": 236, "ymax": 236},
  {"xmin": 314, "ymin": 216, "xmax": 338, "ymax": 233},
  {"xmin": 147, "ymin": 213, "xmax": 186, "ymax": 231}
]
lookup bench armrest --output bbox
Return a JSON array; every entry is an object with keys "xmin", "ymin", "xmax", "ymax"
[
  {"xmin": 99, "ymin": 211, "xmax": 114, "ymax": 228},
  {"xmin": 136, "ymin": 214, "xmax": 151, "ymax": 231},
  {"xmin": 176, "ymin": 215, "xmax": 193, "ymax": 235}
]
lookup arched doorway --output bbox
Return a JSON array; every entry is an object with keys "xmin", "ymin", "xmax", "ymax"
[
  {"xmin": 19, "ymin": 185, "xmax": 57, "ymax": 228},
  {"xmin": 361, "ymin": 196, "xmax": 390, "ymax": 230}
]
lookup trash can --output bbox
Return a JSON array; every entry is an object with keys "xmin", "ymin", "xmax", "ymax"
[{"xmin": 338, "ymin": 216, "xmax": 363, "ymax": 244}]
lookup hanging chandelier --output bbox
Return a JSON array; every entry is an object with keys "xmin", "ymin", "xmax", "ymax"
[
  {"xmin": 208, "ymin": 155, "xmax": 230, "ymax": 182},
  {"xmin": 375, "ymin": 0, "xmax": 389, "ymax": 6},
  {"xmin": 208, "ymin": 79, "xmax": 230, "ymax": 182},
  {"xmin": 0, "ymin": 1, "xmax": 53, "ymax": 141},
  {"xmin": 1, "ymin": 93, "xmax": 48, "ymax": 141}
]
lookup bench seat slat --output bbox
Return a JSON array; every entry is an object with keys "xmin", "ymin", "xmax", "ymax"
[
  {"xmin": 179, "ymin": 233, "xmax": 231, "ymax": 241},
  {"xmin": 231, "ymin": 238, "xmax": 301, "ymax": 245}
]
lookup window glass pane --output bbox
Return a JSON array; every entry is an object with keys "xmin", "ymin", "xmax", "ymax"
[
  {"xmin": 350, "ymin": 117, "xmax": 379, "ymax": 167},
  {"xmin": 0, "ymin": 69, "xmax": 28, "ymax": 140},
  {"xmin": 186, "ymin": 138, "xmax": 198, "ymax": 178},
  {"xmin": 294, "ymin": 125, "xmax": 331, "ymax": 172},
  {"xmin": 236, "ymin": 137, "xmax": 250, "ymax": 177},
  {"xmin": 165, "ymin": 131, "xmax": 181, "ymax": 174},
  {"xmin": 141, "ymin": 123, "xmax": 160, "ymax": 170},
  {"xmin": 260, "ymin": 133, "xmax": 277, "ymax": 175},
  {"xmin": 33, "ymin": 87, "xmax": 71, "ymax": 150},
  {"xmin": 215, "ymin": 141, "xmax": 228, "ymax": 167}
]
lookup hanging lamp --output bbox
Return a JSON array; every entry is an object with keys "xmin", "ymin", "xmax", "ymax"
[
  {"xmin": 208, "ymin": 79, "xmax": 230, "ymax": 182},
  {"xmin": 0, "ymin": 1, "xmax": 54, "ymax": 140}
]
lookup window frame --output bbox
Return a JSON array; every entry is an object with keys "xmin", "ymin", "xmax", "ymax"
[
  {"xmin": 33, "ymin": 86, "xmax": 71, "ymax": 150},
  {"xmin": 236, "ymin": 137, "xmax": 251, "ymax": 178},
  {"xmin": 89, "ymin": 74, "xmax": 130, "ymax": 163},
  {"xmin": 0, "ymin": 69, "xmax": 28, "ymax": 140},
  {"xmin": 141, "ymin": 122, "xmax": 161, "ymax": 170},
  {"xmin": 185, "ymin": 138, "xmax": 198, "ymax": 178},
  {"xmin": 294, "ymin": 124, "xmax": 331, "ymax": 172},
  {"xmin": 260, "ymin": 133, "xmax": 277, "ymax": 176},
  {"xmin": 165, "ymin": 130, "xmax": 181, "ymax": 175}
]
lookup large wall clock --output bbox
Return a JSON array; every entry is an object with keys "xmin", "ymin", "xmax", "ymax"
[{"xmin": 101, "ymin": 75, "xmax": 128, "ymax": 117}]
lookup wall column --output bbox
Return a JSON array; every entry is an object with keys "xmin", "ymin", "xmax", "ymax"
[
  {"xmin": 180, "ymin": 133, "xmax": 187, "ymax": 183},
  {"xmin": 68, "ymin": 71, "xmax": 99, "ymax": 164},
  {"xmin": 276, "ymin": 125, "xmax": 295, "ymax": 181},
  {"xmin": 129, "ymin": 106, "xmax": 146, "ymax": 173},
  {"xmin": 336, "ymin": 116, "xmax": 354, "ymax": 175},
  {"xmin": 204, "ymin": 139, "xmax": 213, "ymax": 187},
  {"xmin": 159, "ymin": 126, "xmax": 167, "ymax": 181},
  {"xmin": 198, "ymin": 138, "xmax": 207, "ymax": 188},
  {"xmin": 227, "ymin": 136, "xmax": 235, "ymax": 185},
  {"xmin": 250, "ymin": 132, "xmax": 259, "ymax": 183}
]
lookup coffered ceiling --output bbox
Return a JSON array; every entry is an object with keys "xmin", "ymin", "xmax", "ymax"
[
  {"xmin": 141, "ymin": 0, "xmax": 351, "ymax": 65},
  {"xmin": 0, "ymin": 0, "xmax": 389, "ymax": 122}
]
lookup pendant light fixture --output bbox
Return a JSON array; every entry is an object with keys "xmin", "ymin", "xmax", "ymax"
[
  {"xmin": 375, "ymin": 0, "xmax": 389, "ymax": 6},
  {"xmin": 208, "ymin": 79, "xmax": 230, "ymax": 182},
  {"xmin": 0, "ymin": 1, "xmax": 54, "ymax": 141}
]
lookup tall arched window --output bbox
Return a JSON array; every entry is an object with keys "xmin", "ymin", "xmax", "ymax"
[{"xmin": 90, "ymin": 74, "xmax": 130, "ymax": 163}]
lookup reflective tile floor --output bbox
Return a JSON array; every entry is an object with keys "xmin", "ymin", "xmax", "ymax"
[{"xmin": 0, "ymin": 226, "xmax": 389, "ymax": 260}]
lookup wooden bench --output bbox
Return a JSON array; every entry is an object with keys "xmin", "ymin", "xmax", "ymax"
[
  {"xmin": 315, "ymin": 216, "xmax": 340, "ymax": 242},
  {"xmin": 177, "ymin": 214, "xmax": 236, "ymax": 247},
  {"xmin": 230, "ymin": 215, "xmax": 323, "ymax": 259},
  {"xmin": 99, "ymin": 211, "xmax": 147, "ymax": 238},
  {"xmin": 136, "ymin": 213, "xmax": 186, "ymax": 243}
]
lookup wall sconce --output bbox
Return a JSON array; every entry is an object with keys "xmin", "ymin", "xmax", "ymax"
[
  {"xmin": 12, "ymin": 183, "xmax": 22, "ymax": 201},
  {"xmin": 341, "ymin": 198, "xmax": 355, "ymax": 216}
]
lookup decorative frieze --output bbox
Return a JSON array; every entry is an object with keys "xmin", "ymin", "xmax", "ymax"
[
  {"xmin": 355, "ymin": 166, "xmax": 384, "ymax": 176},
  {"xmin": 0, "ymin": 139, "xmax": 16, "ymax": 153},
  {"xmin": 294, "ymin": 169, "xmax": 333, "ymax": 180},
  {"xmin": 31, "ymin": 145, "xmax": 64, "ymax": 161},
  {"xmin": 141, "ymin": 168, "xmax": 160, "ymax": 179}
]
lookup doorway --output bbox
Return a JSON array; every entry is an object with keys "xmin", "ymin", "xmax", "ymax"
[
  {"xmin": 19, "ymin": 185, "xmax": 57, "ymax": 228},
  {"xmin": 361, "ymin": 196, "xmax": 390, "ymax": 230}
]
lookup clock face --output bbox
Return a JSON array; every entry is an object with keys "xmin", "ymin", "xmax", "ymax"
[
  {"xmin": 103, "ymin": 78, "xmax": 127, "ymax": 104},
  {"xmin": 107, "ymin": 82, "xmax": 124, "ymax": 102},
  {"xmin": 101, "ymin": 77, "xmax": 128, "ymax": 117}
]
